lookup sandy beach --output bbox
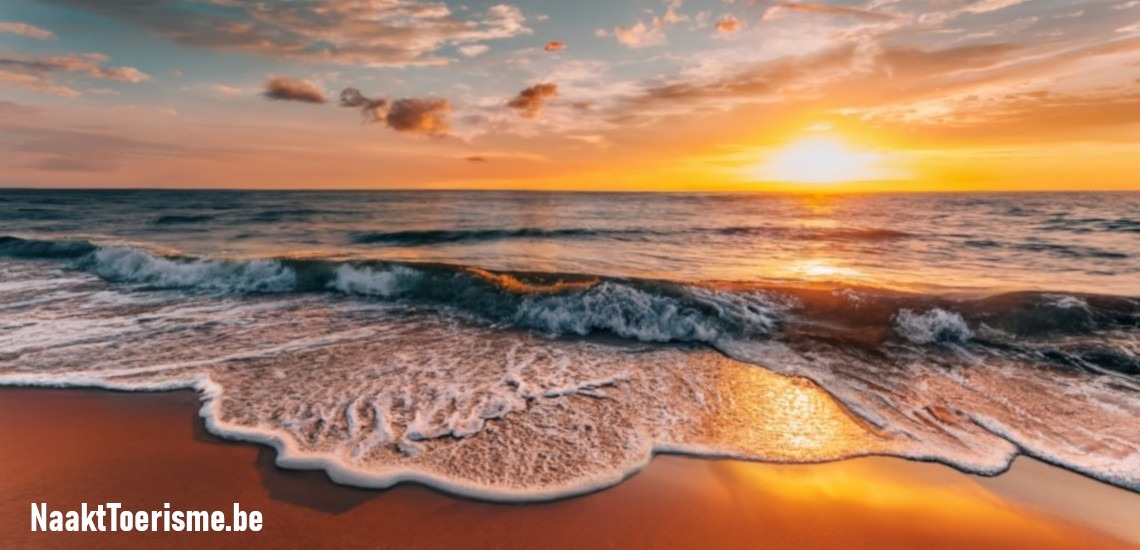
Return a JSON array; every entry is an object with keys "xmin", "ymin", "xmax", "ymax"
[{"xmin": 0, "ymin": 387, "xmax": 1135, "ymax": 549}]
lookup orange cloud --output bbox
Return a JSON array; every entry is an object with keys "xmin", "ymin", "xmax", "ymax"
[
  {"xmin": 507, "ymin": 83, "xmax": 558, "ymax": 118},
  {"xmin": 387, "ymin": 98, "xmax": 451, "ymax": 136},
  {"xmin": 763, "ymin": 3, "xmax": 896, "ymax": 22},
  {"xmin": 600, "ymin": 2, "xmax": 686, "ymax": 48},
  {"xmin": 339, "ymin": 87, "xmax": 451, "ymax": 137},
  {"xmin": 715, "ymin": 16, "xmax": 742, "ymax": 33}
]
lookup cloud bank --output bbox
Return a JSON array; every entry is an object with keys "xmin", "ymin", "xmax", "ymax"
[{"xmin": 43, "ymin": 0, "xmax": 532, "ymax": 67}]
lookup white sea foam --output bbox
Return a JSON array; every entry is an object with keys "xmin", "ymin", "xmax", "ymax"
[
  {"xmin": 1045, "ymin": 294, "xmax": 1090, "ymax": 310},
  {"xmin": 1, "ymin": 258, "xmax": 1139, "ymax": 500},
  {"xmin": 330, "ymin": 264, "xmax": 422, "ymax": 297},
  {"xmin": 512, "ymin": 282, "xmax": 782, "ymax": 343},
  {"xmin": 893, "ymin": 308, "xmax": 973, "ymax": 344},
  {"xmin": 86, "ymin": 247, "xmax": 297, "ymax": 293}
]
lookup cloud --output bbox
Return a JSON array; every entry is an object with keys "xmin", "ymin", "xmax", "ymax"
[
  {"xmin": 1117, "ymin": 22, "xmax": 1140, "ymax": 34},
  {"xmin": 714, "ymin": 16, "xmax": 742, "ymax": 33},
  {"xmin": 262, "ymin": 76, "xmax": 326, "ymax": 103},
  {"xmin": 0, "ymin": 53, "xmax": 147, "ymax": 82},
  {"xmin": 618, "ymin": 22, "xmax": 663, "ymax": 47},
  {"xmin": 876, "ymin": 43, "xmax": 1019, "ymax": 78},
  {"xmin": 0, "ymin": 52, "xmax": 148, "ymax": 97},
  {"xmin": 628, "ymin": 44, "xmax": 861, "ymax": 108},
  {"xmin": 962, "ymin": 0, "xmax": 1034, "ymax": 15},
  {"xmin": 762, "ymin": 3, "xmax": 896, "ymax": 22},
  {"xmin": 43, "ymin": 0, "xmax": 532, "ymax": 67},
  {"xmin": 861, "ymin": 89, "xmax": 1140, "ymax": 141},
  {"xmin": 388, "ymin": 98, "xmax": 452, "ymax": 136},
  {"xmin": 600, "ymin": 1, "xmax": 686, "ymax": 48},
  {"xmin": 464, "ymin": 156, "xmax": 488, "ymax": 162},
  {"xmin": 28, "ymin": 157, "xmax": 118, "ymax": 172},
  {"xmin": 210, "ymin": 84, "xmax": 244, "ymax": 99},
  {"xmin": 914, "ymin": 0, "xmax": 1040, "ymax": 25},
  {"xmin": 3, "ymin": 125, "xmax": 218, "ymax": 174},
  {"xmin": 0, "ymin": 100, "xmax": 41, "ymax": 116},
  {"xmin": 507, "ymin": 83, "xmax": 558, "ymax": 118},
  {"xmin": 459, "ymin": 44, "xmax": 490, "ymax": 57},
  {"xmin": 544, "ymin": 41, "xmax": 567, "ymax": 52},
  {"xmin": 339, "ymin": 88, "xmax": 451, "ymax": 137},
  {"xmin": 0, "ymin": 70, "xmax": 78, "ymax": 97},
  {"xmin": 0, "ymin": 22, "xmax": 56, "ymax": 40},
  {"xmin": 611, "ymin": 40, "xmax": 1026, "ymax": 128},
  {"xmin": 340, "ymin": 87, "xmax": 389, "ymax": 121}
]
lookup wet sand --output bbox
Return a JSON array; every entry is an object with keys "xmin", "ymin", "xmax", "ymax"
[{"xmin": 0, "ymin": 388, "xmax": 1135, "ymax": 549}]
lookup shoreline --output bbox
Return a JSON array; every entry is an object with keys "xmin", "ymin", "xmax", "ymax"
[{"xmin": 1, "ymin": 387, "xmax": 1136, "ymax": 548}]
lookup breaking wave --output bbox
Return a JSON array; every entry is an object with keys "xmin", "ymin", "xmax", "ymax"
[
  {"xmin": 2, "ymin": 234, "xmax": 1139, "ymax": 499},
  {"xmin": 3, "ymin": 236, "xmax": 1136, "ymax": 347}
]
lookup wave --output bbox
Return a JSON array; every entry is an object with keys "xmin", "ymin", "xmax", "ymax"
[
  {"xmin": 247, "ymin": 208, "xmax": 334, "ymax": 223},
  {"xmin": 349, "ymin": 227, "xmax": 649, "ymax": 246},
  {"xmin": 3, "ymin": 234, "xmax": 1139, "ymax": 499},
  {"xmin": 0, "ymin": 235, "xmax": 97, "ymax": 259},
  {"xmin": 1040, "ymin": 217, "xmax": 1140, "ymax": 235},
  {"xmin": 348, "ymin": 226, "xmax": 913, "ymax": 247},
  {"xmin": 893, "ymin": 308, "xmax": 972, "ymax": 344},
  {"xmin": 964, "ymin": 239, "xmax": 1128, "ymax": 259},
  {"xmin": 152, "ymin": 214, "xmax": 216, "ymax": 225},
  {"xmin": 2, "ymin": 235, "xmax": 1136, "ymax": 351},
  {"xmin": 715, "ymin": 227, "xmax": 913, "ymax": 241}
]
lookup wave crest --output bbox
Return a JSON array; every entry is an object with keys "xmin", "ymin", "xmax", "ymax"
[
  {"xmin": 0, "ymin": 235, "xmax": 96, "ymax": 259},
  {"xmin": 79, "ymin": 246, "xmax": 298, "ymax": 293},
  {"xmin": 1, "ymin": 235, "xmax": 1136, "ymax": 347},
  {"xmin": 893, "ymin": 308, "xmax": 973, "ymax": 345}
]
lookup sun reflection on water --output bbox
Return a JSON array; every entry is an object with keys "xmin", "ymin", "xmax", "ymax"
[{"xmin": 707, "ymin": 362, "xmax": 890, "ymax": 461}]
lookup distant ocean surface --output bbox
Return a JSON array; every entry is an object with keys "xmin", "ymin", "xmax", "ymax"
[{"xmin": 1, "ymin": 190, "xmax": 1137, "ymax": 499}]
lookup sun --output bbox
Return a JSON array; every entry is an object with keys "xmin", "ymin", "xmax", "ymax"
[{"xmin": 755, "ymin": 137, "xmax": 885, "ymax": 184}]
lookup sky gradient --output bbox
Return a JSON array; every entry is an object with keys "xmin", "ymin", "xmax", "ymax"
[{"xmin": 1, "ymin": 0, "xmax": 1139, "ymax": 191}]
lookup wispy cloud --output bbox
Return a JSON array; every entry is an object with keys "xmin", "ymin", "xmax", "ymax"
[
  {"xmin": 3, "ymin": 124, "xmax": 220, "ymax": 174},
  {"xmin": 0, "ymin": 22, "xmax": 56, "ymax": 40},
  {"xmin": 762, "ymin": 3, "xmax": 896, "ymax": 22},
  {"xmin": 43, "ymin": 0, "xmax": 532, "ymax": 67},
  {"xmin": 458, "ymin": 45, "xmax": 490, "ymax": 58},
  {"xmin": 0, "ymin": 52, "xmax": 148, "ymax": 97},
  {"xmin": 598, "ymin": 0, "xmax": 687, "ymax": 48}
]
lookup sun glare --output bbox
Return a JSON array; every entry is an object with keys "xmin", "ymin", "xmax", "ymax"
[{"xmin": 756, "ymin": 137, "xmax": 884, "ymax": 184}]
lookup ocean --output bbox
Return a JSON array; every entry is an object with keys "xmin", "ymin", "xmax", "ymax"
[{"xmin": 0, "ymin": 189, "xmax": 1137, "ymax": 499}]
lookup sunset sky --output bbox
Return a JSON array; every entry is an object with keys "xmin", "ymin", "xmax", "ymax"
[{"xmin": 1, "ymin": 0, "xmax": 1138, "ymax": 191}]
